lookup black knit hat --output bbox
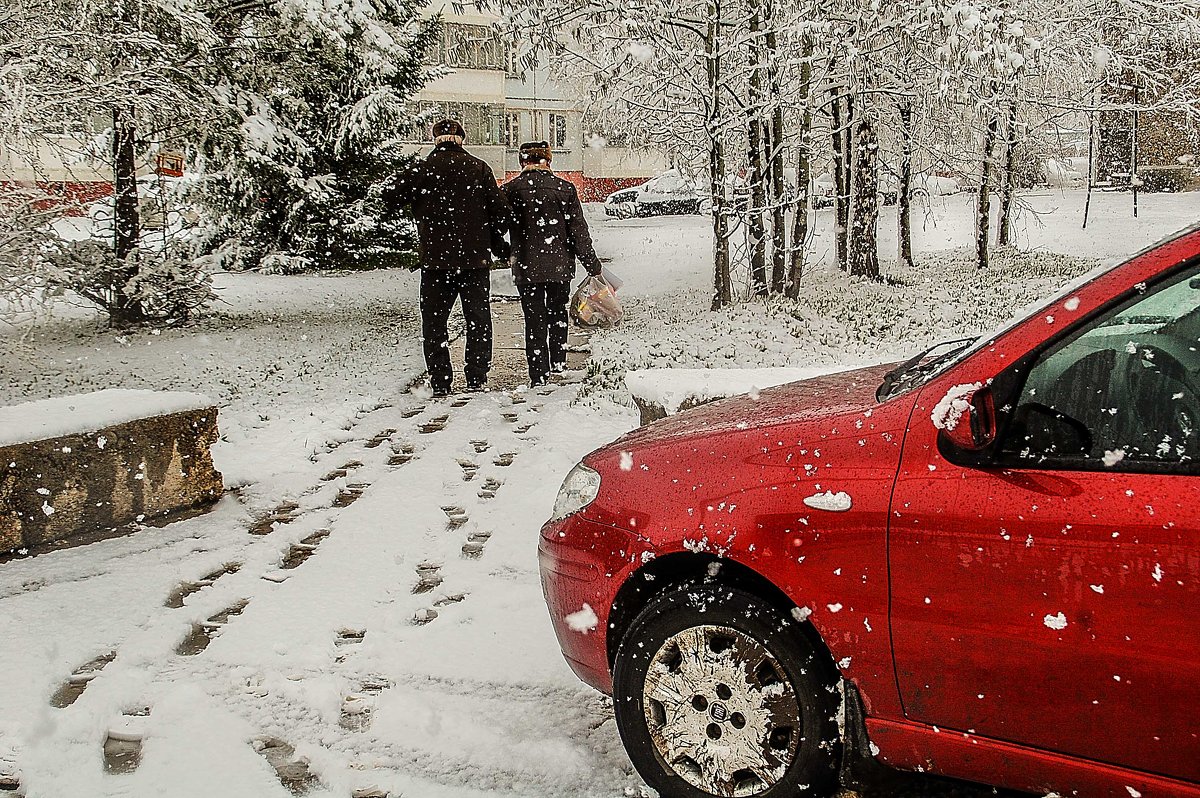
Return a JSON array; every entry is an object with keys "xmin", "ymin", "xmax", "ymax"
[
  {"xmin": 432, "ymin": 119, "xmax": 466, "ymax": 139},
  {"xmin": 519, "ymin": 141, "xmax": 552, "ymax": 165}
]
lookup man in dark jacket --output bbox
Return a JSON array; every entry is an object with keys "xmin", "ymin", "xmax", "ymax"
[
  {"xmin": 501, "ymin": 141, "xmax": 603, "ymax": 387},
  {"xmin": 384, "ymin": 119, "xmax": 510, "ymax": 396}
]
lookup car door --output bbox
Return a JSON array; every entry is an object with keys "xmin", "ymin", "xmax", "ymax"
[{"xmin": 889, "ymin": 261, "xmax": 1200, "ymax": 781}]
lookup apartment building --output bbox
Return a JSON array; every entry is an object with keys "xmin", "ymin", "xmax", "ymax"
[{"xmin": 405, "ymin": 3, "xmax": 667, "ymax": 200}]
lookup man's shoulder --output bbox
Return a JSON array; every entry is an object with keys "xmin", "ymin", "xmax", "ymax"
[
  {"xmin": 545, "ymin": 172, "xmax": 579, "ymax": 195},
  {"xmin": 456, "ymin": 148, "xmax": 494, "ymax": 174}
]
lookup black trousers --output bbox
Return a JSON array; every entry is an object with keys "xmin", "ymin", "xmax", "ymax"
[
  {"xmin": 420, "ymin": 268, "xmax": 492, "ymax": 392},
  {"xmin": 517, "ymin": 280, "xmax": 570, "ymax": 385}
]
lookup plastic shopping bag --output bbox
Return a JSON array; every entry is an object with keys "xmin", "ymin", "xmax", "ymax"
[{"xmin": 571, "ymin": 274, "xmax": 623, "ymax": 328}]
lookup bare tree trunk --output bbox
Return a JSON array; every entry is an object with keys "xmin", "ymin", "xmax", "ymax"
[
  {"xmin": 746, "ymin": 0, "xmax": 767, "ymax": 297},
  {"xmin": 829, "ymin": 86, "xmax": 849, "ymax": 271},
  {"xmin": 786, "ymin": 38, "xmax": 813, "ymax": 298},
  {"xmin": 849, "ymin": 117, "xmax": 879, "ymax": 280},
  {"xmin": 997, "ymin": 99, "xmax": 1018, "ymax": 247},
  {"xmin": 898, "ymin": 101, "xmax": 914, "ymax": 270},
  {"xmin": 707, "ymin": 3, "xmax": 731, "ymax": 309},
  {"xmin": 765, "ymin": 1, "xmax": 787, "ymax": 295},
  {"xmin": 976, "ymin": 112, "xmax": 999, "ymax": 269},
  {"xmin": 111, "ymin": 105, "xmax": 143, "ymax": 326}
]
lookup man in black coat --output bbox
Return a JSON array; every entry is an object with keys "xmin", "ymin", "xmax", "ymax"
[
  {"xmin": 384, "ymin": 119, "xmax": 510, "ymax": 396},
  {"xmin": 501, "ymin": 141, "xmax": 603, "ymax": 386}
]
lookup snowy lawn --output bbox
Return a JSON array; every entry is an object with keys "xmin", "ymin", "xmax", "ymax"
[{"xmin": 1, "ymin": 187, "xmax": 1197, "ymax": 796}]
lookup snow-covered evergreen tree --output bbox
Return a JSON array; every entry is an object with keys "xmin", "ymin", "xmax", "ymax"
[
  {"xmin": 194, "ymin": 0, "xmax": 440, "ymax": 272},
  {"xmin": 1, "ymin": 0, "xmax": 221, "ymax": 325}
]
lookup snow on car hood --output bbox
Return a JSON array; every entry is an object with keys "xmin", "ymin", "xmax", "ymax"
[{"xmin": 606, "ymin": 363, "xmax": 896, "ymax": 451}]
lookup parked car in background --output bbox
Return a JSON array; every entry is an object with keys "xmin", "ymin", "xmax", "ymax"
[
  {"xmin": 604, "ymin": 170, "xmax": 703, "ymax": 218},
  {"xmin": 540, "ymin": 225, "xmax": 1200, "ymax": 798}
]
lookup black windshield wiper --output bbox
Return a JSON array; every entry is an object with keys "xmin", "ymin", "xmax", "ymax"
[{"xmin": 877, "ymin": 337, "xmax": 976, "ymax": 401}]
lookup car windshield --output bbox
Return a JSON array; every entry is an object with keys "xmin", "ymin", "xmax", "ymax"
[{"xmin": 875, "ymin": 253, "xmax": 1143, "ymax": 401}]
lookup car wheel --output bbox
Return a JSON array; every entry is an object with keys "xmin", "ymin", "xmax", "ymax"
[{"xmin": 612, "ymin": 582, "xmax": 839, "ymax": 798}]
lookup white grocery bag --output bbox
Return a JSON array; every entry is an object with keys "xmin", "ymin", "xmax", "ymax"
[{"xmin": 571, "ymin": 274, "xmax": 623, "ymax": 328}]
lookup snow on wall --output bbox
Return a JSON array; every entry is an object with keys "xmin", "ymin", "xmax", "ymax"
[
  {"xmin": 624, "ymin": 366, "xmax": 849, "ymax": 416},
  {"xmin": 0, "ymin": 180, "xmax": 112, "ymax": 217},
  {"xmin": 0, "ymin": 389, "xmax": 215, "ymax": 447}
]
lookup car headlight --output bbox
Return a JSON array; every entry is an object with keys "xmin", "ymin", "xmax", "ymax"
[{"xmin": 551, "ymin": 464, "xmax": 601, "ymax": 522}]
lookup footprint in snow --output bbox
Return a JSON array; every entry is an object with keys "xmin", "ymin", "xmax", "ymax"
[
  {"xmin": 103, "ymin": 707, "xmax": 149, "ymax": 775},
  {"xmin": 278, "ymin": 528, "xmax": 331, "ymax": 571},
  {"xmin": 419, "ymin": 414, "xmax": 449, "ymax": 434},
  {"xmin": 176, "ymin": 600, "xmax": 249, "ymax": 656},
  {"xmin": 363, "ymin": 429, "xmax": 396, "ymax": 449},
  {"xmin": 412, "ymin": 562, "xmax": 443, "ymax": 594},
  {"xmin": 255, "ymin": 737, "xmax": 319, "ymax": 795},
  {"xmin": 339, "ymin": 675, "xmax": 391, "ymax": 732},
  {"xmin": 333, "ymin": 484, "xmax": 368, "ymax": 507},
  {"xmin": 248, "ymin": 501, "xmax": 300, "ymax": 536},
  {"xmin": 458, "ymin": 459, "xmax": 479, "ymax": 481},
  {"xmin": 49, "ymin": 650, "xmax": 116, "ymax": 708},
  {"xmin": 477, "ymin": 477, "xmax": 502, "ymax": 500},
  {"xmin": 442, "ymin": 505, "xmax": 469, "ymax": 530},
  {"xmin": 388, "ymin": 442, "xmax": 415, "ymax": 466},
  {"xmin": 412, "ymin": 608, "xmax": 438, "ymax": 625},
  {"xmin": 165, "ymin": 561, "xmax": 241, "ymax": 608},
  {"xmin": 400, "ymin": 405, "xmax": 425, "ymax": 419},
  {"xmin": 462, "ymin": 530, "xmax": 492, "ymax": 559},
  {"xmin": 321, "ymin": 460, "xmax": 362, "ymax": 480}
]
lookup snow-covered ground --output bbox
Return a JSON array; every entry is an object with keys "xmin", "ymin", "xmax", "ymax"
[{"xmin": 1, "ymin": 188, "xmax": 1198, "ymax": 796}]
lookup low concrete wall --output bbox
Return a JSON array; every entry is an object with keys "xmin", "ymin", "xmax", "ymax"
[
  {"xmin": 626, "ymin": 367, "xmax": 846, "ymax": 426},
  {"xmin": 0, "ymin": 405, "xmax": 222, "ymax": 552},
  {"xmin": 632, "ymin": 395, "xmax": 712, "ymax": 426}
]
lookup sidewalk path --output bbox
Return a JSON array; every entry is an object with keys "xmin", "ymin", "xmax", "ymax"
[{"xmin": 450, "ymin": 298, "xmax": 591, "ymax": 392}]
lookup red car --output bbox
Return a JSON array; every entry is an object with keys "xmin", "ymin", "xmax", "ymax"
[{"xmin": 540, "ymin": 225, "xmax": 1200, "ymax": 798}]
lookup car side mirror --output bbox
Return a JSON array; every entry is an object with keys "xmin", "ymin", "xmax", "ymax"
[{"xmin": 935, "ymin": 384, "xmax": 997, "ymax": 452}]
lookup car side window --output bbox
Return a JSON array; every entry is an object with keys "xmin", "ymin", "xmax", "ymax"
[{"xmin": 1000, "ymin": 263, "xmax": 1200, "ymax": 471}]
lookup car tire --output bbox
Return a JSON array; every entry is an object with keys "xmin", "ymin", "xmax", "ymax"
[{"xmin": 612, "ymin": 582, "xmax": 840, "ymax": 798}]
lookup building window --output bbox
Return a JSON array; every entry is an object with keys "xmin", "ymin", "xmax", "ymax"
[
  {"xmin": 504, "ymin": 113, "xmax": 521, "ymax": 148},
  {"xmin": 426, "ymin": 22, "xmax": 508, "ymax": 71},
  {"xmin": 549, "ymin": 113, "xmax": 568, "ymax": 148},
  {"xmin": 404, "ymin": 101, "xmax": 504, "ymax": 145}
]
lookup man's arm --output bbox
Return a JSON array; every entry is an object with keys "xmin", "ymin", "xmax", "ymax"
[
  {"xmin": 565, "ymin": 184, "xmax": 603, "ymax": 275},
  {"xmin": 382, "ymin": 159, "xmax": 425, "ymax": 209},
  {"xmin": 483, "ymin": 164, "xmax": 513, "ymax": 259},
  {"xmin": 499, "ymin": 181, "xmax": 523, "ymax": 257}
]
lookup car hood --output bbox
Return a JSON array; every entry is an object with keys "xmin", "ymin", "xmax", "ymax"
[{"xmin": 601, "ymin": 362, "xmax": 895, "ymax": 453}]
